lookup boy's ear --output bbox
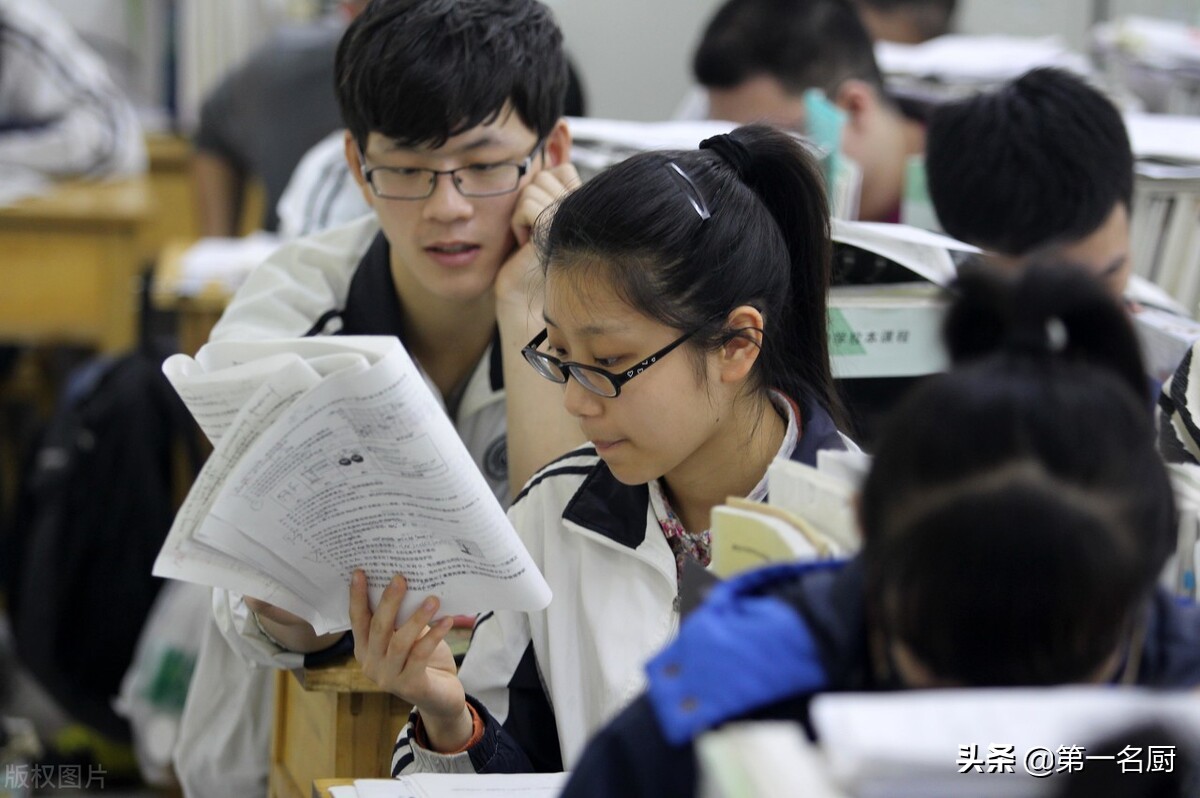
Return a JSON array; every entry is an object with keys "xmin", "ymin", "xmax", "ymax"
[
  {"xmin": 717, "ymin": 305, "xmax": 765, "ymax": 384},
  {"xmin": 543, "ymin": 118, "xmax": 572, "ymax": 167},
  {"xmin": 343, "ymin": 130, "xmax": 375, "ymax": 205},
  {"xmin": 832, "ymin": 79, "xmax": 878, "ymax": 133}
]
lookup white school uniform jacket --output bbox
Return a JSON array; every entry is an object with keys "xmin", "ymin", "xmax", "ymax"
[
  {"xmin": 207, "ymin": 214, "xmax": 510, "ymax": 668},
  {"xmin": 394, "ymin": 396, "xmax": 850, "ymax": 775}
]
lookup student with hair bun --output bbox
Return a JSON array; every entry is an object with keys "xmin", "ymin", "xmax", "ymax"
[
  {"xmin": 347, "ymin": 124, "xmax": 854, "ymax": 774},
  {"xmin": 557, "ymin": 264, "xmax": 1199, "ymax": 798}
]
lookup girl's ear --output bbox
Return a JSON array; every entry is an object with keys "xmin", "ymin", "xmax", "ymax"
[{"xmin": 717, "ymin": 305, "xmax": 766, "ymax": 385}]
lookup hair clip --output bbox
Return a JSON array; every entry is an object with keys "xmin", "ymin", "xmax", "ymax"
[{"xmin": 666, "ymin": 161, "xmax": 711, "ymax": 221}]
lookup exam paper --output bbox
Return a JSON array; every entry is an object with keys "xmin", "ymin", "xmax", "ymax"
[{"xmin": 154, "ymin": 336, "xmax": 551, "ymax": 633}]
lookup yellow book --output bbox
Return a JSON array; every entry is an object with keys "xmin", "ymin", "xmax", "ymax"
[{"xmin": 709, "ymin": 498, "xmax": 831, "ymax": 578}]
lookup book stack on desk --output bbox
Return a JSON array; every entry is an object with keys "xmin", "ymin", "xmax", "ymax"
[
  {"xmin": 708, "ymin": 450, "xmax": 868, "ymax": 580},
  {"xmin": 697, "ymin": 688, "xmax": 1200, "ymax": 798}
]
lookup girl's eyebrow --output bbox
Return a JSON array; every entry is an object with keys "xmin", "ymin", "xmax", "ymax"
[{"xmin": 541, "ymin": 313, "xmax": 625, "ymax": 337}]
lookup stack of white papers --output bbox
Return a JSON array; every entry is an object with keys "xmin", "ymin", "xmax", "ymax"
[
  {"xmin": 813, "ymin": 688, "xmax": 1200, "ymax": 797},
  {"xmin": 876, "ymin": 35, "xmax": 1091, "ymax": 85},
  {"xmin": 565, "ymin": 116, "xmax": 736, "ymax": 174},
  {"xmin": 154, "ymin": 336, "xmax": 551, "ymax": 633},
  {"xmin": 174, "ymin": 233, "xmax": 283, "ymax": 297},
  {"xmin": 1125, "ymin": 114, "xmax": 1200, "ymax": 166},
  {"xmin": 1097, "ymin": 16, "xmax": 1200, "ymax": 70}
]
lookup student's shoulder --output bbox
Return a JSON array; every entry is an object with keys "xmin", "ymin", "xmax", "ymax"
[
  {"xmin": 511, "ymin": 444, "xmax": 601, "ymax": 508},
  {"xmin": 209, "ymin": 215, "xmax": 380, "ymax": 342},
  {"xmin": 642, "ymin": 560, "xmax": 858, "ymax": 747}
]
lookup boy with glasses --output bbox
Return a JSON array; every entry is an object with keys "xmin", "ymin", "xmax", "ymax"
[{"xmin": 174, "ymin": 1, "xmax": 583, "ymax": 791}]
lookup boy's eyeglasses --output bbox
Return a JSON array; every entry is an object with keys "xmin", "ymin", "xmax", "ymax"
[
  {"xmin": 522, "ymin": 322, "xmax": 710, "ymax": 398},
  {"xmin": 359, "ymin": 138, "xmax": 545, "ymax": 200}
]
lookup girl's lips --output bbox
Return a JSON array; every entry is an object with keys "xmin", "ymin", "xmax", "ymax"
[{"xmin": 591, "ymin": 439, "xmax": 625, "ymax": 453}]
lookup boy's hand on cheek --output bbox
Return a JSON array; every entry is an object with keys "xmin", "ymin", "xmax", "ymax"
[
  {"xmin": 348, "ymin": 570, "xmax": 471, "ymax": 751},
  {"xmin": 497, "ymin": 163, "xmax": 581, "ymax": 304}
]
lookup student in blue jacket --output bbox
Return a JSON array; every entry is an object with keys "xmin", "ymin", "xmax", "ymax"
[
  {"xmin": 558, "ymin": 264, "xmax": 1200, "ymax": 797},
  {"xmin": 348, "ymin": 124, "xmax": 855, "ymax": 773}
]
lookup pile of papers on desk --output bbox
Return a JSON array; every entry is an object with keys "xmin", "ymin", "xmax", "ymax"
[
  {"xmin": 698, "ymin": 687, "xmax": 1200, "ymax": 798},
  {"xmin": 826, "ymin": 220, "xmax": 975, "ymax": 380},
  {"xmin": 1096, "ymin": 17, "xmax": 1200, "ymax": 115},
  {"xmin": 876, "ymin": 34, "xmax": 1091, "ymax": 105},
  {"xmin": 173, "ymin": 232, "xmax": 283, "ymax": 297}
]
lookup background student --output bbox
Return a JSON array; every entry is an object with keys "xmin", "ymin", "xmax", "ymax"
[
  {"xmin": 558, "ymin": 264, "xmax": 1196, "ymax": 797},
  {"xmin": 850, "ymin": 0, "xmax": 957, "ymax": 43},
  {"xmin": 191, "ymin": 0, "xmax": 366, "ymax": 235},
  {"xmin": 687, "ymin": 0, "xmax": 925, "ymax": 222},
  {"xmin": 173, "ymin": 0, "xmax": 582, "ymax": 793},
  {"xmin": 348, "ymin": 124, "xmax": 853, "ymax": 774},
  {"xmin": 926, "ymin": 67, "xmax": 1134, "ymax": 299}
]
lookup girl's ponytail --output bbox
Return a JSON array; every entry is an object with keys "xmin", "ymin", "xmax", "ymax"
[{"xmin": 701, "ymin": 125, "xmax": 845, "ymax": 427}]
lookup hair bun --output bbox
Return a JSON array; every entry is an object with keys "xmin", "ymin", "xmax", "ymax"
[{"xmin": 943, "ymin": 261, "xmax": 1147, "ymax": 406}]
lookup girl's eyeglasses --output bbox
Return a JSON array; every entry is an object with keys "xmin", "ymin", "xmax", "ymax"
[{"xmin": 522, "ymin": 325, "xmax": 706, "ymax": 398}]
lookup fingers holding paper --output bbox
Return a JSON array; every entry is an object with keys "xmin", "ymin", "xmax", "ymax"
[{"xmin": 349, "ymin": 570, "xmax": 472, "ymax": 748}]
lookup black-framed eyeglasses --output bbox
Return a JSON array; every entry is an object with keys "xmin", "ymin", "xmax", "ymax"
[
  {"xmin": 359, "ymin": 138, "xmax": 545, "ymax": 200},
  {"xmin": 522, "ymin": 322, "xmax": 711, "ymax": 398}
]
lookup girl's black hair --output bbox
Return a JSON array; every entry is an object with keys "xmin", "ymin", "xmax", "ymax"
[
  {"xmin": 861, "ymin": 263, "xmax": 1174, "ymax": 686},
  {"xmin": 536, "ymin": 124, "xmax": 844, "ymax": 426}
]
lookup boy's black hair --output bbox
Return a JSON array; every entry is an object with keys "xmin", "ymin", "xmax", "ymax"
[
  {"xmin": 335, "ymin": 0, "xmax": 568, "ymax": 151},
  {"xmin": 852, "ymin": 0, "xmax": 956, "ymax": 41},
  {"xmin": 694, "ymin": 0, "xmax": 886, "ymax": 98},
  {"xmin": 537, "ymin": 124, "xmax": 845, "ymax": 431},
  {"xmin": 926, "ymin": 68, "xmax": 1134, "ymax": 257},
  {"xmin": 860, "ymin": 264, "xmax": 1173, "ymax": 687}
]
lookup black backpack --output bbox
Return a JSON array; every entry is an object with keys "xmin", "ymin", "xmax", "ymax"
[{"xmin": 7, "ymin": 347, "xmax": 203, "ymax": 741}]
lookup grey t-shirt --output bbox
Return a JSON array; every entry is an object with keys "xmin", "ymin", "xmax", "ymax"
[{"xmin": 194, "ymin": 19, "xmax": 345, "ymax": 231}]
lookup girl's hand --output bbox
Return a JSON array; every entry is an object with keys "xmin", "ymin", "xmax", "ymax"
[{"xmin": 348, "ymin": 570, "xmax": 474, "ymax": 751}]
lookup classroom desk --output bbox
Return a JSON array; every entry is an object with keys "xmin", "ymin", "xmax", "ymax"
[
  {"xmin": 143, "ymin": 132, "xmax": 201, "ymax": 253},
  {"xmin": 0, "ymin": 177, "xmax": 150, "ymax": 352},
  {"xmin": 312, "ymin": 779, "xmax": 355, "ymax": 798},
  {"xmin": 270, "ymin": 656, "xmax": 412, "ymax": 798}
]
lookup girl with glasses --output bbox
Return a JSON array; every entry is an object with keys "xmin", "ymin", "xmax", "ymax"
[
  {"xmin": 560, "ymin": 264, "xmax": 1198, "ymax": 798},
  {"xmin": 349, "ymin": 124, "xmax": 853, "ymax": 775}
]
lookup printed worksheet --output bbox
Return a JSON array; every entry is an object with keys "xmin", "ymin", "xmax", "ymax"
[{"xmin": 154, "ymin": 337, "xmax": 551, "ymax": 634}]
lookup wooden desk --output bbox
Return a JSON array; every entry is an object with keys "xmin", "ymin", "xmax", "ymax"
[
  {"xmin": 270, "ymin": 656, "xmax": 411, "ymax": 798},
  {"xmin": 0, "ymin": 177, "xmax": 150, "ymax": 352},
  {"xmin": 312, "ymin": 779, "xmax": 355, "ymax": 798},
  {"xmin": 143, "ymin": 133, "xmax": 201, "ymax": 253}
]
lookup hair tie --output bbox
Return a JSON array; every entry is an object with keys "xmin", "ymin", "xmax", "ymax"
[
  {"xmin": 1006, "ymin": 317, "xmax": 1069, "ymax": 355},
  {"xmin": 700, "ymin": 133, "xmax": 753, "ymax": 183}
]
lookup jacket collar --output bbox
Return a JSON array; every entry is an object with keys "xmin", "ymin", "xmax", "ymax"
[
  {"xmin": 339, "ymin": 232, "xmax": 504, "ymax": 393},
  {"xmin": 562, "ymin": 396, "xmax": 847, "ymax": 548}
]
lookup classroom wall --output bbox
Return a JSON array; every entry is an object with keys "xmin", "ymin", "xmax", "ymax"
[{"xmin": 52, "ymin": 0, "xmax": 1200, "ymax": 126}]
